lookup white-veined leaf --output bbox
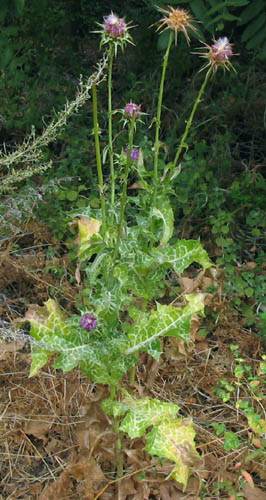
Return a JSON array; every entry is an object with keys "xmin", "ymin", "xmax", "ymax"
[{"xmin": 124, "ymin": 294, "xmax": 205, "ymax": 356}]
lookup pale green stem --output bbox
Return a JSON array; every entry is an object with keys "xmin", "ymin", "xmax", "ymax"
[
  {"xmin": 92, "ymin": 83, "xmax": 106, "ymax": 236},
  {"xmin": 110, "ymin": 385, "xmax": 116, "ymax": 400},
  {"xmin": 152, "ymin": 31, "xmax": 174, "ymax": 212},
  {"xmin": 173, "ymin": 67, "xmax": 212, "ymax": 170},
  {"xmin": 129, "ymin": 366, "xmax": 136, "ymax": 385},
  {"xmin": 109, "ymin": 385, "xmax": 124, "ymax": 477},
  {"xmin": 114, "ymin": 120, "xmax": 135, "ymax": 259},
  {"xmin": 108, "ymin": 45, "xmax": 115, "ymax": 218}
]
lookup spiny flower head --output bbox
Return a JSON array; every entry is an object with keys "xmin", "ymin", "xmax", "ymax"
[
  {"xmin": 104, "ymin": 12, "xmax": 126, "ymax": 37},
  {"xmin": 80, "ymin": 313, "xmax": 97, "ymax": 330},
  {"xmin": 124, "ymin": 102, "xmax": 141, "ymax": 119},
  {"xmin": 198, "ymin": 37, "xmax": 236, "ymax": 73},
  {"xmin": 95, "ymin": 12, "xmax": 134, "ymax": 55},
  {"xmin": 155, "ymin": 5, "xmax": 198, "ymax": 44}
]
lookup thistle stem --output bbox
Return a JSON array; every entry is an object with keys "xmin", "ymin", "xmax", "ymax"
[
  {"xmin": 108, "ymin": 45, "xmax": 115, "ymax": 220},
  {"xmin": 109, "ymin": 385, "xmax": 124, "ymax": 477},
  {"xmin": 152, "ymin": 31, "xmax": 173, "ymax": 220},
  {"xmin": 129, "ymin": 366, "xmax": 136, "ymax": 385},
  {"xmin": 114, "ymin": 120, "xmax": 135, "ymax": 258},
  {"xmin": 173, "ymin": 67, "xmax": 212, "ymax": 170},
  {"xmin": 92, "ymin": 83, "xmax": 106, "ymax": 236},
  {"xmin": 114, "ymin": 420, "xmax": 124, "ymax": 478}
]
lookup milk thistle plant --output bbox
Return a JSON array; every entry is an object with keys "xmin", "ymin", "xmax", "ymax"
[{"xmin": 19, "ymin": 7, "xmax": 236, "ymax": 490}]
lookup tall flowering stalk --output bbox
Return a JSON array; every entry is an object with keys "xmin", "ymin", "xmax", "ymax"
[
  {"xmin": 172, "ymin": 37, "xmax": 235, "ymax": 170},
  {"xmin": 96, "ymin": 13, "xmax": 134, "ymax": 224},
  {"xmin": 152, "ymin": 30, "xmax": 174, "ymax": 209},
  {"xmin": 107, "ymin": 44, "xmax": 115, "ymax": 215},
  {"xmin": 152, "ymin": 7, "xmax": 197, "ymax": 231},
  {"xmin": 92, "ymin": 82, "xmax": 106, "ymax": 236},
  {"xmin": 114, "ymin": 102, "xmax": 141, "ymax": 259}
]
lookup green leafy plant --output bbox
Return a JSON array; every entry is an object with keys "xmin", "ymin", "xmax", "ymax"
[
  {"xmin": 13, "ymin": 6, "xmax": 239, "ymax": 490},
  {"xmin": 213, "ymin": 345, "xmax": 266, "ymax": 440}
]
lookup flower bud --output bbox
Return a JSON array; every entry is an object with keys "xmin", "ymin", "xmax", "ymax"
[{"xmin": 125, "ymin": 147, "xmax": 139, "ymax": 160}]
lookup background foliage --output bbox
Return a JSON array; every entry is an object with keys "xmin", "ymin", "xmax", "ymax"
[{"xmin": 0, "ymin": 0, "xmax": 265, "ymax": 340}]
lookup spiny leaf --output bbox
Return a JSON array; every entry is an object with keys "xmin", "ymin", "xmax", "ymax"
[
  {"xmin": 145, "ymin": 418, "xmax": 201, "ymax": 490},
  {"xmin": 119, "ymin": 391, "xmax": 180, "ymax": 438},
  {"xmin": 152, "ymin": 201, "xmax": 174, "ymax": 247},
  {"xmin": 124, "ymin": 294, "xmax": 205, "ymax": 356},
  {"xmin": 138, "ymin": 239, "xmax": 212, "ymax": 274}
]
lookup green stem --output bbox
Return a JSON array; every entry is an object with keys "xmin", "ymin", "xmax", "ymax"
[
  {"xmin": 108, "ymin": 45, "xmax": 115, "ymax": 220},
  {"xmin": 113, "ymin": 418, "xmax": 124, "ymax": 477},
  {"xmin": 110, "ymin": 386, "xmax": 124, "ymax": 477},
  {"xmin": 152, "ymin": 31, "xmax": 174, "ymax": 216},
  {"xmin": 172, "ymin": 67, "xmax": 212, "ymax": 170},
  {"xmin": 114, "ymin": 120, "xmax": 135, "ymax": 259},
  {"xmin": 129, "ymin": 366, "xmax": 136, "ymax": 385},
  {"xmin": 110, "ymin": 385, "xmax": 116, "ymax": 400},
  {"xmin": 92, "ymin": 83, "xmax": 106, "ymax": 236}
]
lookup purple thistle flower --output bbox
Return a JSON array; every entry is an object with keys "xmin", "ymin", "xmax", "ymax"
[
  {"xmin": 104, "ymin": 12, "xmax": 127, "ymax": 38},
  {"xmin": 124, "ymin": 102, "xmax": 141, "ymax": 119},
  {"xmin": 197, "ymin": 36, "xmax": 236, "ymax": 74},
  {"xmin": 212, "ymin": 37, "xmax": 233, "ymax": 60},
  {"xmin": 80, "ymin": 313, "xmax": 97, "ymax": 330},
  {"xmin": 125, "ymin": 147, "xmax": 139, "ymax": 160}
]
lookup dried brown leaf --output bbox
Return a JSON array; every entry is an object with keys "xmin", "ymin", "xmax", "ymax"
[
  {"xmin": 242, "ymin": 483, "xmax": 266, "ymax": 500},
  {"xmin": 24, "ymin": 415, "xmax": 54, "ymax": 442}
]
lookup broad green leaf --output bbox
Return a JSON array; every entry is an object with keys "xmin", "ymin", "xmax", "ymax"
[
  {"xmin": 241, "ymin": 13, "xmax": 266, "ymax": 42},
  {"xmin": 238, "ymin": 0, "xmax": 264, "ymax": 26},
  {"xmin": 157, "ymin": 30, "xmax": 172, "ymax": 51},
  {"xmin": 101, "ymin": 397, "xmax": 129, "ymax": 418},
  {"xmin": 145, "ymin": 418, "xmax": 201, "ymax": 490},
  {"xmin": 49, "ymin": 332, "xmax": 137, "ymax": 386},
  {"xmin": 124, "ymin": 294, "xmax": 205, "ymax": 356},
  {"xmin": 74, "ymin": 216, "xmax": 102, "ymax": 259},
  {"xmin": 190, "ymin": 0, "xmax": 210, "ymax": 23},
  {"xmin": 23, "ymin": 299, "xmax": 71, "ymax": 341},
  {"xmin": 119, "ymin": 391, "xmax": 180, "ymax": 438},
  {"xmin": 0, "ymin": 48, "xmax": 14, "ymax": 70},
  {"xmin": 138, "ymin": 240, "xmax": 212, "ymax": 274},
  {"xmin": 29, "ymin": 348, "xmax": 51, "ymax": 377},
  {"xmin": 103, "ymin": 392, "xmax": 200, "ymax": 488},
  {"xmin": 114, "ymin": 263, "xmax": 167, "ymax": 300},
  {"xmin": 14, "ymin": 0, "xmax": 25, "ymax": 16},
  {"xmin": 207, "ymin": 2, "xmax": 229, "ymax": 17},
  {"xmin": 246, "ymin": 414, "xmax": 266, "ymax": 434},
  {"xmin": 152, "ymin": 202, "xmax": 174, "ymax": 246},
  {"xmin": 247, "ymin": 27, "xmax": 266, "ymax": 49},
  {"xmin": 224, "ymin": 0, "xmax": 249, "ymax": 5}
]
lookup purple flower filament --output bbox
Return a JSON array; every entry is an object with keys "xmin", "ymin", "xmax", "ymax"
[
  {"xmin": 124, "ymin": 102, "xmax": 141, "ymax": 119},
  {"xmin": 212, "ymin": 37, "xmax": 233, "ymax": 61},
  {"xmin": 80, "ymin": 313, "xmax": 97, "ymax": 330},
  {"xmin": 125, "ymin": 147, "xmax": 139, "ymax": 161},
  {"xmin": 104, "ymin": 12, "xmax": 127, "ymax": 38}
]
